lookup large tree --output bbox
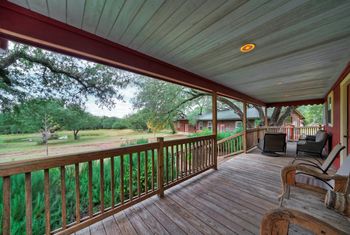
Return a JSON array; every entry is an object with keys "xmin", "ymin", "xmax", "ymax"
[
  {"xmin": 0, "ymin": 42, "xmax": 137, "ymax": 110},
  {"xmin": 63, "ymin": 104, "xmax": 95, "ymax": 140},
  {"xmin": 6, "ymin": 99, "xmax": 63, "ymax": 142},
  {"xmin": 133, "ymin": 78, "xmax": 295, "ymax": 130}
]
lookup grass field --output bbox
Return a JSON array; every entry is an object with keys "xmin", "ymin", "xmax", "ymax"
[{"xmin": 0, "ymin": 129, "xmax": 186, "ymax": 162}]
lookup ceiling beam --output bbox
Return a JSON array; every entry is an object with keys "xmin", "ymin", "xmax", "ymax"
[
  {"xmin": 0, "ymin": 1, "xmax": 264, "ymax": 105},
  {"xmin": 266, "ymin": 98, "xmax": 324, "ymax": 108}
]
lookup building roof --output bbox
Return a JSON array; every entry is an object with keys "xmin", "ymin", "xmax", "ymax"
[
  {"xmin": 196, "ymin": 108, "xmax": 271, "ymax": 121},
  {"xmin": 178, "ymin": 108, "xmax": 304, "ymax": 121}
]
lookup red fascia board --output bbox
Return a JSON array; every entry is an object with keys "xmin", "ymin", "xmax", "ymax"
[
  {"xmin": 266, "ymin": 98, "xmax": 324, "ymax": 108},
  {"xmin": 0, "ymin": 1, "xmax": 264, "ymax": 106}
]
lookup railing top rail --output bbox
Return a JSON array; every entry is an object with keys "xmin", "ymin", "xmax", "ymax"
[
  {"xmin": 217, "ymin": 132, "xmax": 243, "ymax": 144},
  {"xmin": 163, "ymin": 134, "xmax": 215, "ymax": 146},
  {"xmin": 0, "ymin": 142, "xmax": 160, "ymax": 177},
  {"xmin": 246, "ymin": 128, "xmax": 261, "ymax": 133}
]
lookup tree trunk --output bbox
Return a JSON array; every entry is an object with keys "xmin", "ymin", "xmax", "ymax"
[
  {"xmin": 276, "ymin": 106, "xmax": 294, "ymax": 126},
  {"xmin": 73, "ymin": 130, "xmax": 79, "ymax": 140}
]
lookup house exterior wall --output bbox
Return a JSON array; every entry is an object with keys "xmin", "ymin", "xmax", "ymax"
[
  {"xmin": 175, "ymin": 113, "xmax": 304, "ymax": 134},
  {"xmin": 325, "ymin": 67, "xmax": 350, "ymax": 169},
  {"xmin": 326, "ymin": 85, "xmax": 341, "ymax": 168},
  {"xmin": 174, "ymin": 120, "xmax": 196, "ymax": 132}
]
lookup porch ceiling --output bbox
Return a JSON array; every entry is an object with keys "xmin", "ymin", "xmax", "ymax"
[{"xmin": 7, "ymin": 0, "xmax": 350, "ymax": 103}]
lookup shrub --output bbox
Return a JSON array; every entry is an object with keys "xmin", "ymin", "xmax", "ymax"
[{"xmin": 188, "ymin": 127, "xmax": 243, "ymax": 140}]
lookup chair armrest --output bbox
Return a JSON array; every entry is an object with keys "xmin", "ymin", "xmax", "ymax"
[{"xmin": 260, "ymin": 208, "xmax": 347, "ymax": 235}]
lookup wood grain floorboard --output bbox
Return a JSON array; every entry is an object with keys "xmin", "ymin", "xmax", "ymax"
[{"xmin": 84, "ymin": 145, "xmax": 349, "ymax": 234}]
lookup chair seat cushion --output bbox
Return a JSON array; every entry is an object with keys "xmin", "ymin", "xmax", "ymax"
[{"xmin": 295, "ymin": 172, "xmax": 334, "ymax": 191}]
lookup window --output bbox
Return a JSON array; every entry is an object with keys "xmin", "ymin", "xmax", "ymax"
[
  {"xmin": 327, "ymin": 91, "xmax": 334, "ymax": 126},
  {"xmin": 207, "ymin": 121, "xmax": 212, "ymax": 130},
  {"xmin": 235, "ymin": 121, "xmax": 243, "ymax": 128},
  {"xmin": 198, "ymin": 121, "xmax": 203, "ymax": 130}
]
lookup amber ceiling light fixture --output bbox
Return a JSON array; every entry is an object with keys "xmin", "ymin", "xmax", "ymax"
[{"xmin": 240, "ymin": 43, "xmax": 255, "ymax": 53}]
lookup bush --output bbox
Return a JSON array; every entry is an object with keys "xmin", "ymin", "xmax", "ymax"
[
  {"xmin": 112, "ymin": 120, "xmax": 129, "ymax": 129},
  {"xmin": 188, "ymin": 127, "xmax": 243, "ymax": 140}
]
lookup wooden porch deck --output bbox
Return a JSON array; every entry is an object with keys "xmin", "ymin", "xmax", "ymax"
[{"xmin": 77, "ymin": 143, "xmax": 350, "ymax": 235}]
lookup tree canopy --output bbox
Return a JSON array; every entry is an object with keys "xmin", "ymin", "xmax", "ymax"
[
  {"xmin": 0, "ymin": 42, "xmax": 138, "ymax": 110},
  {"xmin": 132, "ymin": 77, "xmax": 298, "ymax": 129}
]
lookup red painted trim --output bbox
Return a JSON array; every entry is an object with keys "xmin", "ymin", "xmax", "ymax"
[
  {"xmin": 0, "ymin": 1, "xmax": 264, "ymax": 105},
  {"xmin": 325, "ymin": 62, "xmax": 350, "ymax": 97},
  {"xmin": 266, "ymin": 99, "xmax": 324, "ymax": 107}
]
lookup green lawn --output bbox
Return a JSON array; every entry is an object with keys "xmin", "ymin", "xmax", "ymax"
[{"xmin": 0, "ymin": 129, "xmax": 184, "ymax": 162}]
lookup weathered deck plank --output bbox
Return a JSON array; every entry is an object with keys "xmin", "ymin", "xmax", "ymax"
[{"xmin": 80, "ymin": 145, "xmax": 349, "ymax": 234}]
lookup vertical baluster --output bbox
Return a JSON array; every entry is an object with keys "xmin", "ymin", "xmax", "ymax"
[
  {"xmin": 44, "ymin": 169, "xmax": 50, "ymax": 235},
  {"xmin": 75, "ymin": 163, "xmax": 81, "ymax": 222},
  {"xmin": 199, "ymin": 140, "xmax": 203, "ymax": 170},
  {"xmin": 176, "ymin": 145, "xmax": 180, "ymax": 179},
  {"xmin": 157, "ymin": 137, "xmax": 165, "ymax": 197},
  {"xmin": 202, "ymin": 140, "xmax": 205, "ymax": 169},
  {"xmin": 192, "ymin": 142, "xmax": 196, "ymax": 172},
  {"xmin": 189, "ymin": 142, "xmax": 193, "ymax": 174},
  {"xmin": 100, "ymin": 159, "xmax": 104, "ymax": 213},
  {"xmin": 165, "ymin": 147, "xmax": 169, "ymax": 184},
  {"xmin": 184, "ymin": 143, "xmax": 188, "ymax": 176},
  {"xmin": 196, "ymin": 141, "xmax": 199, "ymax": 171},
  {"xmin": 120, "ymin": 155, "xmax": 124, "ymax": 204},
  {"xmin": 111, "ymin": 157, "xmax": 115, "ymax": 208},
  {"xmin": 129, "ymin": 154, "xmax": 133, "ymax": 200},
  {"xmin": 88, "ymin": 161, "xmax": 93, "ymax": 217},
  {"xmin": 180, "ymin": 143, "xmax": 184, "ymax": 177},
  {"xmin": 171, "ymin": 145, "xmax": 174, "ymax": 181},
  {"xmin": 25, "ymin": 173, "xmax": 32, "ymax": 235},
  {"xmin": 208, "ymin": 140, "xmax": 211, "ymax": 165},
  {"xmin": 197, "ymin": 141, "xmax": 200, "ymax": 170},
  {"xmin": 3, "ymin": 176, "xmax": 10, "ymax": 235},
  {"xmin": 151, "ymin": 149, "xmax": 155, "ymax": 191},
  {"xmin": 137, "ymin": 152, "xmax": 141, "ymax": 197},
  {"xmin": 145, "ymin": 150, "xmax": 148, "ymax": 194},
  {"xmin": 196, "ymin": 141, "xmax": 201, "ymax": 171},
  {"xmin": 60, "ymin": 167, "xmax": 66, "ymax": 229},
  {"xmin": 203, "ymin": 140, "xmax": 206, "ymax": 168}
]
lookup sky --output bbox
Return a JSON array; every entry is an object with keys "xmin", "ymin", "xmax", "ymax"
[{"xmin": 85, "ymin": 86, "xmax": 138, "ymax": 118}]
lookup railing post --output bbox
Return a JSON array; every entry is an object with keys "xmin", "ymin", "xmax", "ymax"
[
  {"xmin": 243, "ymin": 102, "xmax": 247, "ymax": 153},
  {"xmin": 157, "ymin": 137, "xmax": 164, "ymax": 198},
  {"xmin": 212, "ymin": 92, "xmax": 218, "ymax": 170}
]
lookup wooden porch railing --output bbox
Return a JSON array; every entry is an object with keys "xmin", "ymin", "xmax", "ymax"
[
  {"xmin": 0, "ymin": 135, "xmax": 215, "ymax": 235},
  {"xmin": 216, "ymin": 125, "xmax": 323, "ymax": 158},
  {"xmin": 266, "ymin": 125, "xmax": 324, "ymax": 142},
  {"xmin": 217, "ymin": 133, "xmax": 243, "ymax": 157}
]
